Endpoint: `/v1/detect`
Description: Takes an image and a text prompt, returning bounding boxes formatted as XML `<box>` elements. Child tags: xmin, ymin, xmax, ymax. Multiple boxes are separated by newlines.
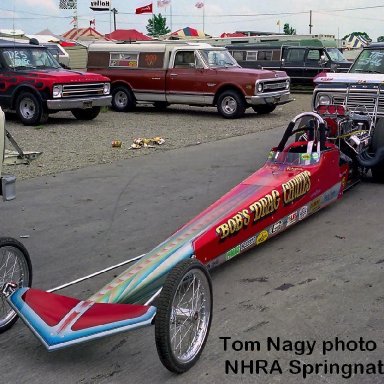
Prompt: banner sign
<box><xmin>90</xmin><ymin>0</ymin><xmax>111</xmax><ymax>11</ymax></box>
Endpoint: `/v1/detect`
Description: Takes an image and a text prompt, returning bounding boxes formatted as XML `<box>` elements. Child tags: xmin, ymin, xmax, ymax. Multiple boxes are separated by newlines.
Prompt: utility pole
<box><xmin>309</xmin><ymin>10</ymin><xmax>313</xmax><ymax>34</ymax></box>
<box><xmin>111</xmin><ymin>8</ymin><xmax>118</xmax><ymax>31</ymax></box>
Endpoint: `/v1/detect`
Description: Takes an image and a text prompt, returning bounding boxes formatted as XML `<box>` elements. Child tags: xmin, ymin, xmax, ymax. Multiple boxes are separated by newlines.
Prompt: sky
<box><xmin>1</xmin><ymin>0</ymin><xmax>384</xmax><ymax>41</ymax></box>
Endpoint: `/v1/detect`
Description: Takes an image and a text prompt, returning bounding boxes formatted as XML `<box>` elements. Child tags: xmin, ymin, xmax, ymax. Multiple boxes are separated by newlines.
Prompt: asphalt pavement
<box><xmin>0</xmin><ymin>126</ymin><xmax>383</xmax><ymax>384</ymax></box>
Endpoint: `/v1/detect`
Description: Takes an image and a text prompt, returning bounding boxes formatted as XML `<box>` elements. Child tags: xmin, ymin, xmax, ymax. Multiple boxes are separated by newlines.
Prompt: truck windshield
<box><xmin>349</xmin><ymin>49</ymin><xmax>384</xmax><ymax>74</ymax></box>
<box><xmin>199</xmin><ymin>49</ymin><xmax>240</xmax><ymax>68</ymax></box>
<box><xmin>326</xmin><ymin>48</ymin><xmax>349</xmax><ymax>63</ymax></box>
<box><xmin>1</xmin><ymin>47</ymin><xmax>61</xmax><ymax>70</ymax></box>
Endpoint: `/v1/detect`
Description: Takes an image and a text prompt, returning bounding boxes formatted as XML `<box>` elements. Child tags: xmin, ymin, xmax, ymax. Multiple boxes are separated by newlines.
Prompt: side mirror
<box><xmin>319</xmin><ymin>55</ymin><xmax>327</xmax><ymax>66</ymax></box>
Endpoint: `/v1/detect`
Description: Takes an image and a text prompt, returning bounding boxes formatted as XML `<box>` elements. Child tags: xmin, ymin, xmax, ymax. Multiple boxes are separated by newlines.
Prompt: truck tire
<box><xmin>217</xmin><ymin>90</ymin><xmax>245</xmax><ymax>119</ymax></box>
<box><xmin>371</xmin><ymin>118</ymin><xmax>384</xmax><ymax>182</ymax></box>
<box><xmin>252</xmin><ymin>105</ymin><xmax>277</xmax><ymax>114</ymax></box>
<box><xmin>15</xmin><ymin>92</ymin><xmax>48</xmax><ymax>126</ymax></box>
<box><xmin>71</xmin><ymin>107</ymin><xmax>101</xmax><ymax>120</ymax></box>
<box><xmin>112</xmin><ymin>86</ymin><xmax>135</xmax><ymax>112</ymax></box>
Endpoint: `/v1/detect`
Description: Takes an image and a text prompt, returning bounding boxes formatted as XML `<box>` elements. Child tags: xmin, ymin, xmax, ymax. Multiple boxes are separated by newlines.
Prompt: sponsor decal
<box><xmin>323</xmin><ymin>189</ymin><xmax>338</xmax><ymax>203</ymax></box>
<box><xmin>256</xmin><ymin>230</ymin><xmax>269</xmax><ymax>245</ymax></box>
<box><xmin>215</xmin><ymin>171</ymin><xmax>311</xmax><ymax>240</ymax></box>
<box><xmin>225</xmin><ymin>245</ymin><xmax>241</xmax><ymax>261</ymax></box>
<box><xmin>300</xmin><ymin>153</ymin><xmax>311</xmax><ymax>161</ymax></box>
<box><xmin>312</xmin><ymin>153</ymin><xmax>319</xmax><ymax>160</ymax></box>
<box><xmin>287</xmin><ymin>211</ymin><xmax>297</xmax><ymax>226</ymax></box>
<box><xmin>298</xmin><ymin>206</ymin><xmax>308</xmax><ymax>220</ymax></box>
<box><xmin>282</xmin><ymin>171</ymin><xmax>311</xmax><ymax>205</ymax></box>
<box><xmin>240</xmin><ymin>236</ymin><xmax>257</xmax><ymax>252</ymax></box>
<box><xmin>270</xmin><ymin>220</ymin><xmax>283</xmax><ymax>234</ymax></box>
<box><xmin>309</xmin><ymin>197</ymin><xmax>321</xmax><ymax>213</ymax></box>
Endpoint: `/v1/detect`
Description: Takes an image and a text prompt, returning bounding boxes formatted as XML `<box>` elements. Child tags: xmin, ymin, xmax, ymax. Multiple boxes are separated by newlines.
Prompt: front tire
<box><xmin>217</xmin><ymin>90</ymin><xmax>245</xmax><ymax>119</ymax></box>
<box><xmin>155</xmin><ymin>259</ymin><xmax>212</xmax><ymax>373</ymax></box>
<box><xmin>71</xmin><ymin>107</ymin><xmax>101</xmax><ymax>121</ymax></box>
<box><xmin>111</xmin><ymin>86</ymin><xmax>135</xmax><ymax>112</ymax></box>
<box><xmin>15</xmin><ymin>92</ymin><xmax>48</xmax><ymax>126</ymax></box>
<box><xmin>252</xmin><ymin>105</ymin><xmax>277</xmax><ymax>114</ymax></box>
<box><xmin>0</xmin><ymin>237</ymin><xmax>32</xmax><ymax>333</ymax></box>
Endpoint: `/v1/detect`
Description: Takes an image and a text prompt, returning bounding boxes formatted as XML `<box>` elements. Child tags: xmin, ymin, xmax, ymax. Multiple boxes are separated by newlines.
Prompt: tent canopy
<box><xmin>105</xmin><ymin>29</ymin><xmax>152</xmax><ymax>41</ymax></box>
<box><xmin>220</xmin><ymin>32</ymin><xmax>247</xmax><ymax>38</ymax></box>
<box><xmin>61</xmin><ymin>27</ymin><xmax>107</xmax><ymax>41</ymax></box>
<box><xmin>169</xmin><ymin>27</ymin><xmax>211</xmax><ymax>39</ymax></box>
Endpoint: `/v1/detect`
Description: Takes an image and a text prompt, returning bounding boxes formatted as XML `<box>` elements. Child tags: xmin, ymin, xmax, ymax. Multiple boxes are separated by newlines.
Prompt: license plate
<box><xmin>273</xmin><ymin>96</ymin><xmax>281</xmax><ymax>104</ymax></box>
<box><xmin>83</xmin><ymin>101</ymin><xmax>92</xmax><ymax>109</ymax></box>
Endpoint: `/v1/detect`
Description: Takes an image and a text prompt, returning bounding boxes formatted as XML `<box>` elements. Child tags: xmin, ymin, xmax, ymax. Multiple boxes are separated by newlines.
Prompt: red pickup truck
<box><xmin>0</xmin><ymin>40</ymin><xmax>111</xmax><ymax>125</ymax></box>
<box><xmin>87</xmin><ymin>42</ymin><xmax>291</xmax><ymax>118</ymax></box>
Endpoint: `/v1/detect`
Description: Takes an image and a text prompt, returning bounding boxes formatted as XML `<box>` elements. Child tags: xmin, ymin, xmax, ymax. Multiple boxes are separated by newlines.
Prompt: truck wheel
<box><xmin>155</xmin><ymin>259</ymin><xmax>212</xmax><ymax>373</ymax></box>
<box><xmin>217</xmin><ymin>90</ymin><xmax>245</xmax><ymax>119</ymax></box>
<box><xmin>16</xmin><ymin>92</ymin><xmax>48</xmax><ymax>126</ymax></box>
<box><xmin>0</xmin><ymin>237</ymin><xmax>32</xmax><ymax>333</ymax></box>
<box><xmin>112</xmin><ymin>86</ymin><xmax>135</xmax><ymax>112</ymax></box>
<box><xmin>71</xmin><ymin>107</ymin><xmax>101</xmax><ymax>120</ymax></box>
<box><xmin>371</xmin><ymin>118</ymin><xmax>384</xmax><ymax>182</ymax></box>
<box><xmin>252</xmin><ymin>105</ymin><xmax>277</xmax><ymax>114</ymax></box>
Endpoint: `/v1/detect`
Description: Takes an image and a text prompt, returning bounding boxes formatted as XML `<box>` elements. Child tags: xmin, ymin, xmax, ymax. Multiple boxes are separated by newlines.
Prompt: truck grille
<box><xmin>62</xmin><ymin>83</ymin><xmax>105</xmax><ymax>98</ymax></box>
<box><xmin>327</xmin><ymin>90</ymin><xmax>384</xmax><ymax>116</ymax></box>
<box><xmin>262</xmin><ymin>80</ymin><xmax>288</xmax><ymax>92</ymax></box>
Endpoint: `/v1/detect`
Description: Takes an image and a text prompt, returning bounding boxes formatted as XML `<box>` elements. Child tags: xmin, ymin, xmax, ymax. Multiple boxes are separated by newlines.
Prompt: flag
<box><xmin>59</xmin><ymin>0</ymin><xmax>77</xmax><ymax>9</ymax></box>
<box><xmin>195</xmin><ymin>2</ymin><xmax>204</xmax><ymax>8</ymax></box>
<box><xmin>70</xmin><ymin>16</ymin><xmax>77</xmax><ymax>24</ymax></box>
<box><xmin>157</xmin><ymin>0</ymin><xmax>171</xmax><ymax>7</ymax></box>
<box><xmin>90</xmin><ymin>0</ymin><xmax>111</xmax><ymax>11</ymax></box>
<box><xmin>90</xmin><ymin>19</ymin><xmax>96</xmax><ymax>27</ymax></box>
<box><xmin>136</xmin><ymin>3</ymin><xmax>153</xmax><ymax>14</ymax></box>
<box><xmin>277</xmin><ymin>20</ymin><xmax>281</xmax><ymax>26</ymax></box>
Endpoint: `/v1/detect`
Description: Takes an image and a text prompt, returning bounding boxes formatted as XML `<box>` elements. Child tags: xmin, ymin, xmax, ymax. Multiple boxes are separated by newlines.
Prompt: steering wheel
<box><xmin>277</xmin><ymin>112</ymin><xmax>327</xmax><ymax>152</ymax></box>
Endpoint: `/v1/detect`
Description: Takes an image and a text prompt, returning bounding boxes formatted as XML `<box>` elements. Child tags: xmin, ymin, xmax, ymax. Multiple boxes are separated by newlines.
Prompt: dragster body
<box><xmin>4</xmin><ymin>111</ymin><xmax>353</xmax><ymax>372</ymax></box>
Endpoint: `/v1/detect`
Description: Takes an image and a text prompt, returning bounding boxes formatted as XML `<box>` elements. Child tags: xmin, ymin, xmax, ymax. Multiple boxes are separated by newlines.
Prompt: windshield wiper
<box><xmin>14</xmin><ymin>65</ymin><xmax>36</xmax><ymax>70</ymax></box>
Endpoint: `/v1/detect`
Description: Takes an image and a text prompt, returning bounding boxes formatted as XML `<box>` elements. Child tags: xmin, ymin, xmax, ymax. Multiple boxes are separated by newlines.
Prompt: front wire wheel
<box><xmin>0</xmin><ymin>237</ymin><xmax>32</xmax><ymax>333</ymax></box>
<box><xmin>155</xmin><ymin>259</ymin><xmax>212</xmax><ymax>373</ymax></box>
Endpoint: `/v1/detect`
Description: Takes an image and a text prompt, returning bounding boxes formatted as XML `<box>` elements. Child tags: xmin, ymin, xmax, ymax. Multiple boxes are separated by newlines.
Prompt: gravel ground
<box><xmin>3</xmin><ymin>93</ymin><xmax>312</xmax><ymax>180</ymax></box>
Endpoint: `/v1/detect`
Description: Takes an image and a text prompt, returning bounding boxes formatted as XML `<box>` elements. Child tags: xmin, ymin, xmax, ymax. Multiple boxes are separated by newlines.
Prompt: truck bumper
<box><xmin>47</xmin><ymin>96</ymin><xmax>112</xmax><ymax>110</ymax></box>
<box><xmin>247</xmin><ymin>91</ymin><xmax>292</xmax><ymax>106</ymax></box>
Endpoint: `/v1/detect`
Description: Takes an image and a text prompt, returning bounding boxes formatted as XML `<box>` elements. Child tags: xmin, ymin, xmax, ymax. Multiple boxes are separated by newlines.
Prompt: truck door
<box><xmin>281</xmin><ymin>47</ymin><xmax>306</xmax><ymax>84</ymax></box>
<box><xmin>303</xmin><ymin>48</ymin><xmax>324</xmax><ymax>84</ymax></box>
<box><xmin>166</xmin><ymin>50</ymin><xmax>211</xmax><ymax>104</ymax></box>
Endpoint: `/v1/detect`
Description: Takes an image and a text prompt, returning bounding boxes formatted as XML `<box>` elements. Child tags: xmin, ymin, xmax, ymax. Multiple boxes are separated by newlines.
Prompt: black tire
<box><xmin>371</xmin><ymin>118</ymin><xmax>384</xmax><ymax>182</ymax></box>
<box><xmin>0</xmin><ymin>237</ymin><xmax>32</xmax><ymax>333</ymax></box>
<box><xmin>217</xmin><ymin>90</ymin><xmax>245</xmax><ymax>119</ymax></box>
<box><xmin>155</xmin><ymin>259</ymin><xmax>212</xmax><ymax>373</ymax></box>
<box><xmin>252</xmin><ymin>104</ymin><xmax>277</xmax><ymax>114</ymax></box>
<box><xmin>15</xmin><ymin>92</ymin><xmax>48</xmax><ymax>126</ymax></box>
<box><xmin>71</xmin><ymin>106</ymin><xmax>101</xmax><ymax>120</ymax></box>
<box><xmin>111</xmin><ymin>86</ymin><xmax>136</xmax><ymax>112</ymax></box>
<box><xmin>153</xmin><ymin>101</ymin><xmax>169</xmax><ymax>110</ymax></box>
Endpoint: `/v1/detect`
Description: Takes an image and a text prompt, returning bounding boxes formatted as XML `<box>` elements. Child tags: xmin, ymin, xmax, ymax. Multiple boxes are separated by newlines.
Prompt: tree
<box><xmin>378</xmin><ymin>36</ymin><xmax>384</xmax><ymax>42</ymax></box>
<box><xmin>146</xmin><ymin>14</ymin><xmax>170</xmax><ymax>38</ymax></box>
<box><xmin>283</xmin><ymin>23</ymin><xmax>296</xmax><ymax>35</ymax></box>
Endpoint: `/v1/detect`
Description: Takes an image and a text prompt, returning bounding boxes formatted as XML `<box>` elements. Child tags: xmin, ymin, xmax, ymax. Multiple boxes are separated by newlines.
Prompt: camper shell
<box><xmin>226</xmin><ymin>41</ymin><xmax>351</xmax><ymax>85</ymax></box>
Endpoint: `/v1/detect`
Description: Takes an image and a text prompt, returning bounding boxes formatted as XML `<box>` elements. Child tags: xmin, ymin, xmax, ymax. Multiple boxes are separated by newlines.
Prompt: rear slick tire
<box><xmin>155</xmin><ymin>258</ymin><xmax>212</xmax><ymax>373</ymax></box>
<box><xmin>0</xmin><ymin>237</ymin><xmax>32</xmax><ymax>333</ymax></box>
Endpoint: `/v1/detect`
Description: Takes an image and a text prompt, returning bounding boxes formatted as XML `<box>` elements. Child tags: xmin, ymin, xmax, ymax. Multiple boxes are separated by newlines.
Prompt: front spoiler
<box><xmin>8</xmin><ymin>288</ymin><xmax>156</xmax><ymax>351</ymax></box>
